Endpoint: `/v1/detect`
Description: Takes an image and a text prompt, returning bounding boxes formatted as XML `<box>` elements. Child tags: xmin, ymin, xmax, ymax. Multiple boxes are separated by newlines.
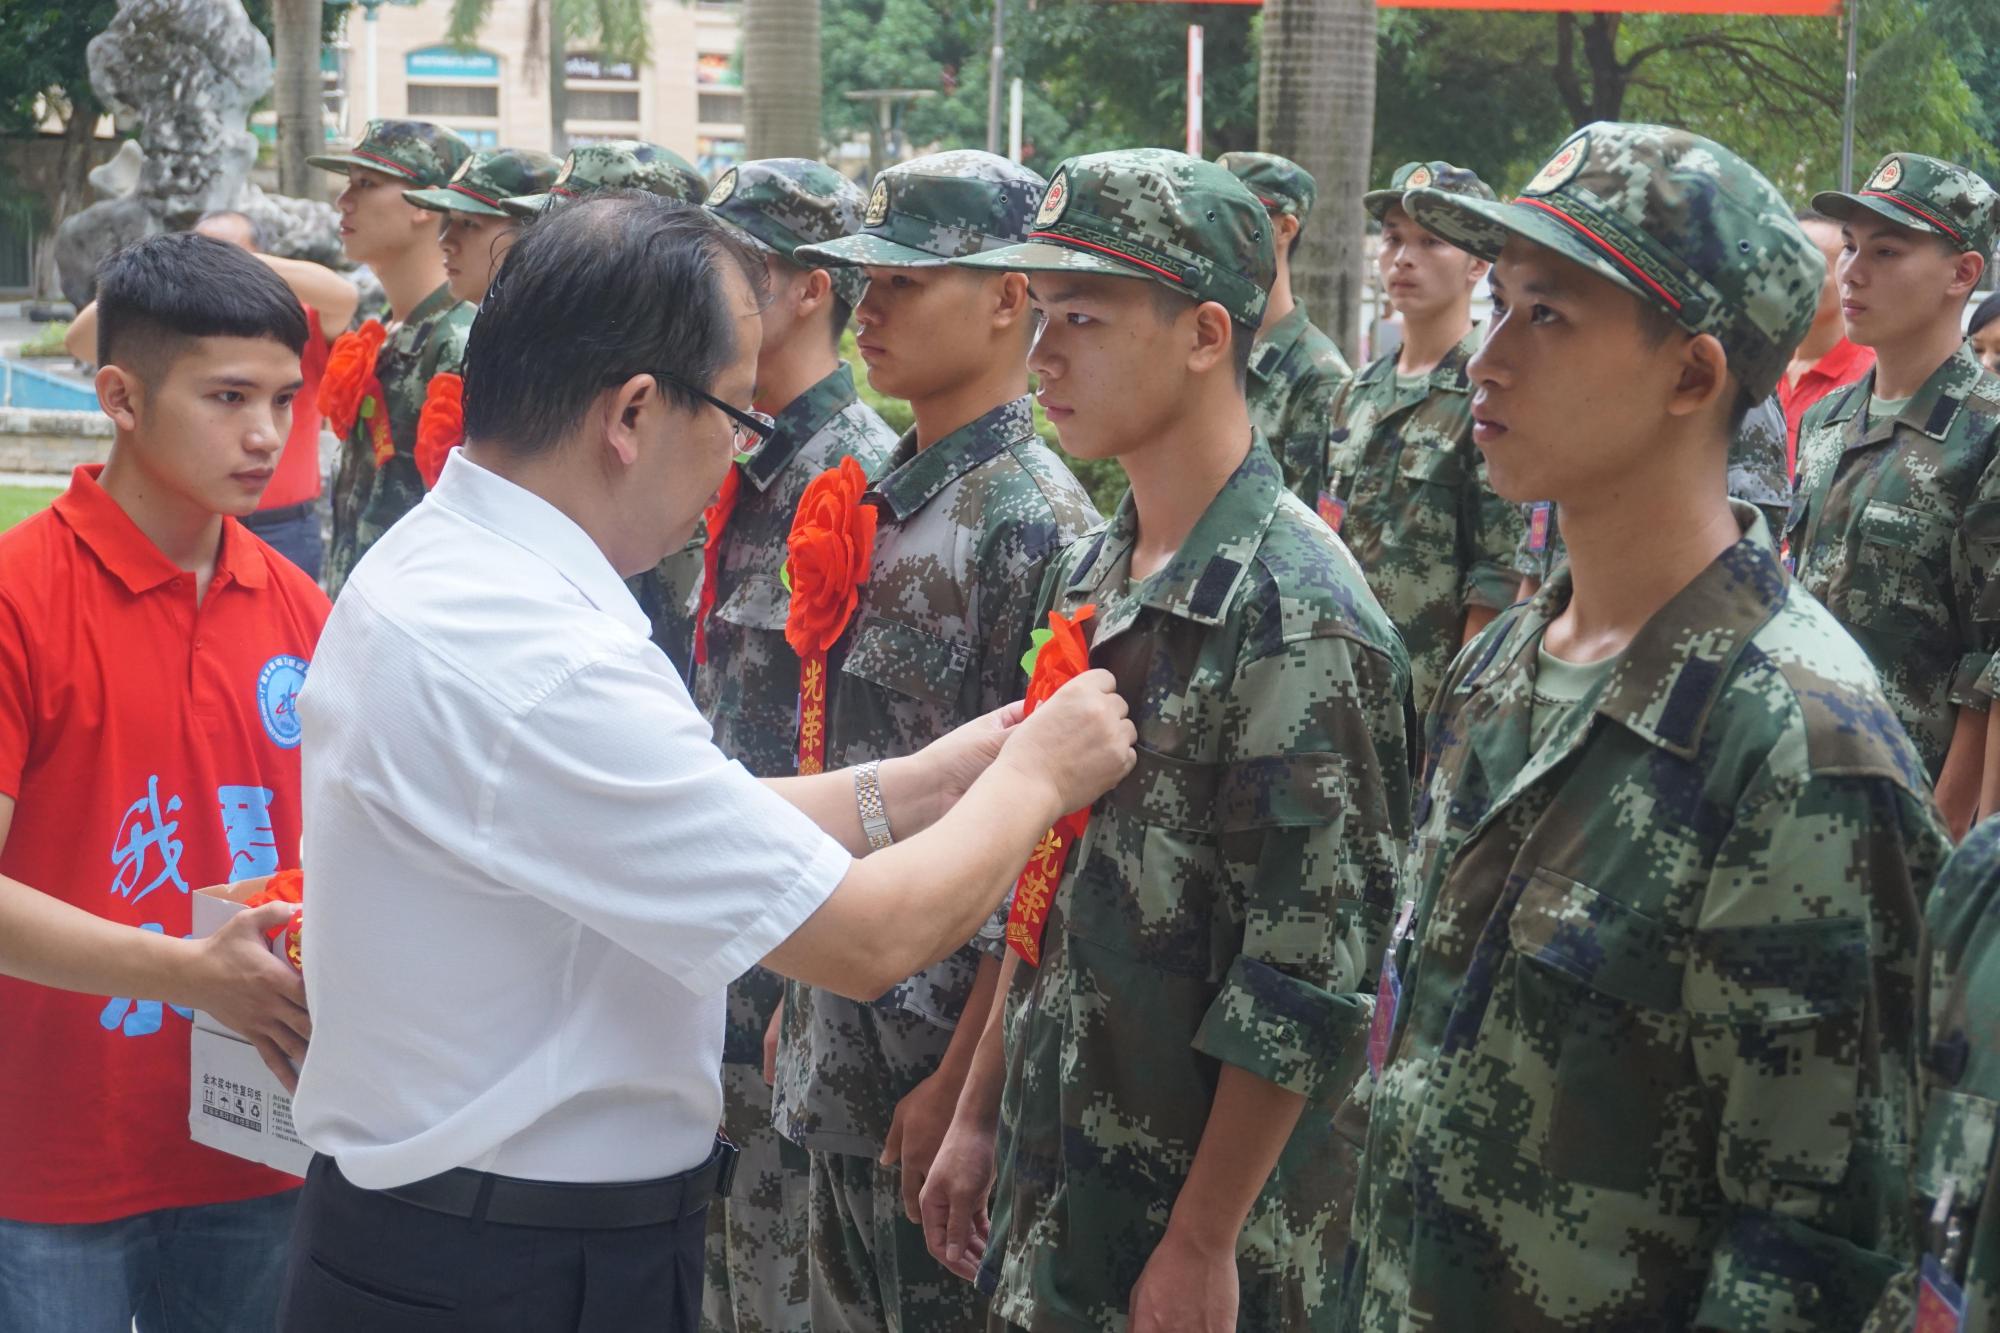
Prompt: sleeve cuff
<box><xmin>1192</xmin><ymin>954</ymin><xmax>1371</xmax><ymax>1103</ymax></box>
<box><xmin>1952</xmin><ymin>652</ymin><xmax>1993</xmax><ymax>708</ymax></box>
<box><xmin>681</xmin><ymin>836</ymin><xmax>853</xmax><ymax>997</ymax></box>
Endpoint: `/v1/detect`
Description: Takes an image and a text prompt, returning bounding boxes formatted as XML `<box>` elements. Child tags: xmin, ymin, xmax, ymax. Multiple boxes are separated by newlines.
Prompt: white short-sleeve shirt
<box><xmin>292</xmin><ymin>450</ymin><xmax>850</xmax><ymax>1189</ymax></box>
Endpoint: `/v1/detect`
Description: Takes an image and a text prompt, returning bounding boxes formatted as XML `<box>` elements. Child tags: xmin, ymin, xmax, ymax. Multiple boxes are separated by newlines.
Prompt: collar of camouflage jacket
<box><xmin>1457</xmin><ymin>499</ymin><xmax>1786</xmax><ymax>760</ymax></box>
<box><xmin>1248</xmin><ymin>304</ymin><xmax>1311</xmax><ymax>382</ymax></box>
<box><xmin>1820</xmin><ymin>340</ymin><xmax>1992</xmax><ymax>449</ymax></box>
<box><xmin>1064</xmin><ymin>434</ymin><xmax>1281</xmax><ymax>636</ymax></box>
<box><xmin>399</xmin><ymin>281</ymin><xmax>464</xmax><ymax>338</ymax></box>
<box><xmin>1354</xmin><ymin>325</ymin><xmax>1479</xmax><ymax>401</ymax></box>
<box><xmin>866</xmin><ymin>394</ymin><xmax>1037</xmax><ymax>520</ymax></box>
<box><xmin>740</xmin><ymin>363</ymin><xmax>862</xmax><ymax>492</ymax></box>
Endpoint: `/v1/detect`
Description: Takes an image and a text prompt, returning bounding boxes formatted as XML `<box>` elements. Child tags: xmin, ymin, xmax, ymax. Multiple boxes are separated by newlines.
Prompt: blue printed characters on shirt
<box><xmin>216</xmin><ymin>785</ymin><xmax>279</xmax><ymax>879</ymax></box>
<box><xmin>257</xmin><ymin>654</ymin><xmax>308</xmax><ymax>750</ymax></box>
<box><xmin>109</xmin><ymin>775</ymin><xmax>188</xmax><ymax>905</ymax></box>
<box><xmin>99</xmin><ymin>924</ymin><xmax>194</xmax><ymax>1037</ymax></box>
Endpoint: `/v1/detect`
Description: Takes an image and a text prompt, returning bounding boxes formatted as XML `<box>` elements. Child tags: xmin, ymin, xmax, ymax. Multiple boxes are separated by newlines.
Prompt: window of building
<box><xmin>407</xmin><ymin>83</ymin><xmax>501</xmax><ymax>118</ymax></box>
<box><xmin>697</xmin><ymin>92</ymin><xmax>742</xmax><ymax>125</ymax></box>
<box><xmin>565</xmin><ymin>88</ymin><xmax>641</xmax><ymax>122</ymax></box>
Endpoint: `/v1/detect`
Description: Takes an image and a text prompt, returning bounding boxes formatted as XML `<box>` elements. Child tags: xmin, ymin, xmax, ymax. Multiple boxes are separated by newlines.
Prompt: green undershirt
<box><xmin>1530</xmin><ymin>643</ymin><xmax>1617</xmax><ymax>753</ymax></box>
<box><xmin>1868</xmin><ymin>394</ymin><xmax>1913</xmax><ymax>430</ymax></box>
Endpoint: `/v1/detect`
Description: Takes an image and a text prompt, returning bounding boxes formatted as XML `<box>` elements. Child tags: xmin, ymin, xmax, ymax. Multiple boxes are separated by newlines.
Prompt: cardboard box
<box><xmin>187</xmin><ymin>886</ymin><xmax>311</xmax><ymax>1178</ymax></box>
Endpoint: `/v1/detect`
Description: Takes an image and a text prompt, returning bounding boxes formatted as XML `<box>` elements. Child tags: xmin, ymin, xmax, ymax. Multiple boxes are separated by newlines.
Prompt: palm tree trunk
<box><xmin>272</xmin><ymin>0</ymin><xmax>322</xmax><ymax>198</ymax></box>
<box><xmin>743</xmin><ymin>0</ymin><xmax>822</xmax><ymax>160</ymax></box>
<box><xmin>1259</xmin><ymin>0</ymin><xmax>1375</xmax><ymax>365</ymax></box>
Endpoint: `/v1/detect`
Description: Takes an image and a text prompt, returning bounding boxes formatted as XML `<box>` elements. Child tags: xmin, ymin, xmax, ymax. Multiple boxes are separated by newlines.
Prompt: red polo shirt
<box><xmin>257</xmin><ymin>303</ymin><xmax>328</xmax><ymax>513</ymax></box>
<box><xmin>0</xmin><ymin>465</ymin><xmax>330</xmax><ymax>1223</ymax></box>
<box><xmin>1779</xmin><ymin>337</ymin><xmax>1875</xmax><ymax>479</ymax></box>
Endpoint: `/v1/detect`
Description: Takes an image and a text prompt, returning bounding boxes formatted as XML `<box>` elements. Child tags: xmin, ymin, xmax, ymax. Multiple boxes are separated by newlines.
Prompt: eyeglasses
<box><xmin>656</xmin><ymin>373</ymin><xmax>776</xmax><ymax>452</ymax></box>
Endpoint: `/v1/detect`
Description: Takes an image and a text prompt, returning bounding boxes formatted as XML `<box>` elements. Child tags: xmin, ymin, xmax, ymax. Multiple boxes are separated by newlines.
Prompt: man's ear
<box><xmin>1188</xmin><ymin>300</ymin><xmax>1233</xmax><ymax>377</ymax></box>
<box><xmin>1664</xmin><ymin>331</ymin><xmax>1731</xmax><ymax>423</ymax></box>
<box><xmin>993</xmin><ymin>271</ymin><xmax>1034</xmax><ymax>333</ymax></box>
<box><xmin>604</xmin><ymin>374</ymin><xmax>660</xmax><ymax>467</ymax></box>
<box><xmin>1466</xmin><ymin>257</ymin><xmax>1492</xmax><ymax>289</ymax></box>
<box><xmin>1273</xmin><ymin>213</ymin><xmax>1301</xmax><ymax>252</ymax></box>
<box><xmin>95</xmin><ymin>364</ymin><xmax>143</xmax><ymax>432</ymax></box>
<box><xmin>797</xmin><ymin>266</ymin><xmax>834</xmax><ymax>322</ymax></box>
<box><xmin>1952</xmin><ymin>249</ymin><xmax>1986</xmax><ymax>301</ymax></box>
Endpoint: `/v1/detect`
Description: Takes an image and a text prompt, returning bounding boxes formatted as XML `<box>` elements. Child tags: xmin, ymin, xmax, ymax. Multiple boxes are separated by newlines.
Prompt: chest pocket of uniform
<box><xmin>1505</xmin><ymin>868</ymin><xmax>1686</xmax><ymax>1193</ymax></box>
<box><xmin>711</xmin><ymin>576</ymin><xmax>790</xmax><ymax>632</ymax></box>
<box><xmin>1397</xmin><ymin>443</ymin><xmax>1466</xmax><ymax>489</ymax></box>
<box><xmin>839</xmin><ymin>617</ymin><xmax>970</xmax><ymax>709</ymax></box>
<box><xmin>1914</xmin><ymin>1089</ymin><xmax>2000</xmax><ymax>1220</ymax></box>
<box><xmin>1851</xmin><ymin>500</ymin><xmax>1954</xmax><ymax>639</ymax></box>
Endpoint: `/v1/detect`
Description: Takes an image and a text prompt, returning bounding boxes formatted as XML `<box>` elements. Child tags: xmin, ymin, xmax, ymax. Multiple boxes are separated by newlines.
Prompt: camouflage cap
<box><xmin>404</xmin><ymin>147</ymin><xmax>562</xmax><ymax>218</ymax></box>
<box><xmin>954</xmin><ymin>148</ymin><xmax>1273</xmax><ymax>329</ymax></box>
<box><xmin>1405</xmin><ymin>122</ymin><xmax>1823</xmax><ymax>400</ymax></box>
<box><xmin>307</xmin><ymin>119</ymin><xmax>472</xmax><ymax>189</ymax></box>
<box><xmin>704</xmin><ymin>158</ymin><xmax>871</xmax><ymax>306</ymax></box>
<box><xmin>1811</xmin><ymin>152</ymin><xmax>2000</xmax><ymax>259</ymax></box>
<box><xmin>793</xmin><ymin>150</ymin><xmax>1046</xmax><ymax>269</ymax></box>
<box><xmin>502</xmin><ymin>140</ymin><xmax>707</xmax><ymax>216</ymax></box>
<box><xmin>1364</xmin><ymin>160</ymin><xmax>1495</xmax><ymax>221</ymax></box>
<box><xmin>1217</xmin><ymin>151</ymin><xmax>1317</xmax><ymax>220</ymax></box>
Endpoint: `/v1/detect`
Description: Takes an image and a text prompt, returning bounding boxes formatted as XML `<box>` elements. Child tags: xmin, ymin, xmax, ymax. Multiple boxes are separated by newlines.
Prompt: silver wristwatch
<box><xmin>854</xmin><ymin>759</ymin><xmax>894</xmax><ymax>851</ymax></box>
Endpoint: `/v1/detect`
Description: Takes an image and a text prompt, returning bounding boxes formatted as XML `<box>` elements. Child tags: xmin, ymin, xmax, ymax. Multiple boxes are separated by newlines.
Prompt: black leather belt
<box><xmin>372</xmin><ymin>1135</ymin><xmax>737</xmax><ymax>1231</ymax></box>
<box><xmin>244</xmin><ymin>499</ymin><xmax>318</xmax><ymax>525</ymax></box>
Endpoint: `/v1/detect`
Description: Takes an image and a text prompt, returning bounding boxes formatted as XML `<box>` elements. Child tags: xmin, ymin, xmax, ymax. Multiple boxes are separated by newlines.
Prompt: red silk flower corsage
<box><xmin>322</xmin><ymin>320</ymin><xmax>392</xmax><ymax>468</ymax></box>
<box><xmin>693</xmin><ymin>465</ymin><xmax>742</xmax><ymax>666</ymax></box>
<box><xmin>415</xmin><ymin>372</ymin><xmax>465</xmax><ymax>489</ymax></box>
<box><xmin>1006</xmin><ymin>605</ymin><xmax>1096</xmax><ymax>966</ymax></box>
<box><xmin>243</xmin><ymin>868</ymin><xmax>304</xmax><ymax>972</ymax></box>
<box><xmin>783</xmin><ymin>457</ymin><xmax>877</xmax><ymax>774</ymax></box>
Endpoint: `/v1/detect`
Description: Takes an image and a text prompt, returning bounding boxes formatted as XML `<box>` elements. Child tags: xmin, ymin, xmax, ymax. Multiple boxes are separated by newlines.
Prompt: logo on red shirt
<box><xmin>257</xmin><ymin>655</ymin><xmax>308</xmax><ymax>750</ymax></box>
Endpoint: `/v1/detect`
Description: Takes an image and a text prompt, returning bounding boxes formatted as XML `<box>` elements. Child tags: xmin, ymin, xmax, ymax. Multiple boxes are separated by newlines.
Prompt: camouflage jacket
<box><xmin>979</xmin><ymin>439</ymin><xmax>1414</xmax><ymax>1333</ymax></box>
<box><xmin>773</xmin><ymin>395</ymin><xmax>1100</xmax><ymax>1158</ymax></box>
<box><xmin>1863</xmin><ymin>817</ymin><xmax>2000</xmax><ymax>1333</ymax></box>
<box><xmin>326</xmin><ymin>283</ymin><xmax>473</xmax><ymax>598</ymax></box>
<box><xmin>691</xmin><ymin>366</ymin><xmax>898</xmax><ymax>1073</ymax></box>
<box><xmin>1341</xmin><ymin>503</ymin><xmax>1944</xmax><ymax>1333</ymax></box>
<box><xmin>1318</xmin><ymin>330</ymin><xmax>1529</xmax><ymax>712</ymax></box>
<box><xmin>1249</xmin><ymin>302</ymin><xmax>1352</xmax><ymax>501</ymax></box>
<box><xmin>1515</xmin><ymin>394</ymin><xmax>1793</xmax><ymax>585</ymax></box>
<box><xmin>1789</xmin><ymin>344</ymin><xmax>2000</xmax><ymax>777</ymax></box>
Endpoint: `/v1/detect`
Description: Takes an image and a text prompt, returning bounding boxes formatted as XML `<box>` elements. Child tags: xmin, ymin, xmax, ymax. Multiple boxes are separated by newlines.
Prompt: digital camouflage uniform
<box><xmin>776</xmin><ymin>150</ymin><xmax>1101</xmax><ymax>1333</ymax></box>
<box><xmin>402</xmin><ymin>146</ymin><xmax>561</xmax><ymax>219</ymax></box>
<box><xmin>307</xmin><ymin>119</ymin><xmax>474</xmax><ymax>597</ymax></box>
<box><xmin>690</xmin><ymin>160</ymin><xmax>896</xmax><ymax>1333</ymax></box>
<box><xmin>1218</xmin><ymin>152</ymin><xmax>1353</xmax><ymax>499</ymax></box>
<box><xmin>1341</xmin><ymin>123</ymin><xmax>1945</xmax><ymax>1332</ymax></box>
<box><xmin>1515</xmin><ymin>394</ymin><xmax>1792</xmax><ymax>584</ymax></box>
<box><xmin>958</xmin><ymin>149</ymin><xmax>1414</xmax><ymax>1332</ymax></box>
<box><xmin>499</xmin><ymin>139</ymin><xmax>713</xmax><ymax>673</ymax></box>
<box><xmin>1862</xmin><ymin>817</ymin><xmax>2000</xmax><ymax>1333</ymax></box>
<box><xmin>1784</xmin><ymin>154</ymin><xmax>2000</xmax><ymax>780</ymax></box>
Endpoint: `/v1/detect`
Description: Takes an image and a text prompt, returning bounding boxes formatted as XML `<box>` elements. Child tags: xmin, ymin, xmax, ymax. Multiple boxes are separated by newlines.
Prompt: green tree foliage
<box><xmin>0</xmin><ymin>0</ymin><xmax>116</xmax><ymax>133</ymax></box>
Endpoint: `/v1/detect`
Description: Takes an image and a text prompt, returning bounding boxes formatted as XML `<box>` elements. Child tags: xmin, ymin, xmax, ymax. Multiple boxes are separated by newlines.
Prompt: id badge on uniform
<box><xmin>1917</xmin><ymin>1254</ymin><xmax>1966</xmax><ymax>1333</ymax></box>
<box><xmin>1368</xmin><ymin>900</ymin><xmax>1417</xmax><ymax>1078</ymax></box>
<box><xmin>1528</xmin><ymin>502</ymin><xmax>1552</xmax><ymax>553</ymax></box>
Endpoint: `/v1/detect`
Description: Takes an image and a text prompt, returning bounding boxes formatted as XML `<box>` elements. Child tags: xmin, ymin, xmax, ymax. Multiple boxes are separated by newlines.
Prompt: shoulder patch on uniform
<box><xmin>1523</xmin><ymin>133</ymin><xmax>1588</xmax><ymax>197</ymax></box>
<box><xmin>1926</xmin><ymin>394</ymin><xmax>1962</xmax><ymax>436</ymax></box>
<box><xmin>1870</xmin><ymin>158</ymin><xmax>1903</xmax><ymax>192</ymax></box>
<box><xmin>1035</xmin><ymin>170</ymin><xmax>1070</xmax><ymax>229</ymax></box>
<box><xmin>864</xmin><ymin>177</ymin><xmax>890</xmax><ymax>227</ymax></box>
<box><xmin>1404</xmin><ymin>165</ymin><xmax>1433</xmax><ymax>190</ymax></box>
<box><xmin>1190</xmin><ymin>557</ymin><xmax>1241</xmax><ymax>620</ymax></box>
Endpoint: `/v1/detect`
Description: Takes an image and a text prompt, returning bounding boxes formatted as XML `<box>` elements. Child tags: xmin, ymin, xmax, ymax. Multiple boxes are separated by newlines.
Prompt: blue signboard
<box><xmin>406</xmin><ymin>47</ymin><xmax>499</xmax><ymax>81</ymax></box>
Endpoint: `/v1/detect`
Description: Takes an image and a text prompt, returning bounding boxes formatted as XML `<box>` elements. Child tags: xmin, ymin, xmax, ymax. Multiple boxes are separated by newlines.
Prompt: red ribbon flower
<box><xmin>321</xmin><ymin>320</ymin><xmax>392</xmax><ymax>468</ymax></box>
<box><xmin>1007</xmin><ymin>605</ymin><xmax>1096</xmax><ymax>966</ymax></box>
<box><xmin>784</xmin><ymin>457</ymin><xmax>877</xmax><ymax>773</ymax></box>
<box><xmin>243</xmin><ymin>868</ymin><xmax>305</xmax><ymax>972</ymax></box>
<box><xmin>692</xmin><ymin>465</ymin><xmax>742</xmax><ymax>666</ymax></box>
<box><xmin>415</xmin><ymin>372</ymin><xmax>465</xmax><ymax>489</ymax></box>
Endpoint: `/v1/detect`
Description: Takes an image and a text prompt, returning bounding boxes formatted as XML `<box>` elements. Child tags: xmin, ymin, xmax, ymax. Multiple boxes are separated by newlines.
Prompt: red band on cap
<box><xmin>353</xmin><ymin>148</ymin><xmax>420</xmax><ymax>181</ymax></box>
<box><xmin>448</xmin><ymin>182</ymin><xmax>505</xmax><ymax>210</ymax></box>
<box><xmin>550</xmin><ymin>186</ymin><xmax>577</xmax><ymax>198</ymax></box>
<box><xmin>1026</xmin><ymin>231</ymin><xmax>1186</xmax><ymax>284</ymax></box>
<box><xmin>1861</xmin><ymin>190</ymin><xmax>1965</xmax><ymax>243</ymax></box>
<box><xmin>1514</xmin><ymin>197</ymin><xmax>1682</xmax><ymax>312</ymax></box>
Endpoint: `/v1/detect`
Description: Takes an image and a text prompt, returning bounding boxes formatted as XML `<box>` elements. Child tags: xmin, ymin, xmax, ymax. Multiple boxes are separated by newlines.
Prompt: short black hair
<box><xmin>1970</xmin><ymin>290</ymin><xmax>2000</xmax><ymax>338</ymax></box>
<box><xmin>1795</xmin><ymin>208</ymin><xmax>1836</xmax><ymax>227</ymax></box>
<box><xmin>463</xmin><ymin>192</ymin><xmax>768</xmax><ymax>457</ymax></box>
<box><xmin>829</xmin><ymin>295</ymin><xmax>854</xmax><ymax>348</ymax></box>
<box><xmin>94</xmin><ymin>232</ymin><xmax>307</xmax><ymax>379</ymax></box>
<box><xmin>1144</xmin><ymin>281</ymin><xmax>1255</xmax><ymax>388</ymax></box>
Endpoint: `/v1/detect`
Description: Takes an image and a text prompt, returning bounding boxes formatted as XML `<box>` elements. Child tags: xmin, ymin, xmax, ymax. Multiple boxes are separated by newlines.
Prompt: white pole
<box><xmin>1840</xmin><ymin>0</ymin><xmax>1860</xmax><ymax>191</ymax></box>
<box><xmin>365</xmin><ymin>3</ymin><xmax>381</xmax><ymax>123</ymax></box>
<box><xmin>1186</xmin><ymin>26</ymin><xmax>1203</xmax><ymax>158</ymax></box>
<box><xmin>1008</xmin><ymin>78</ymin><xmax>1023</xmax><ymax>164</ymax></box>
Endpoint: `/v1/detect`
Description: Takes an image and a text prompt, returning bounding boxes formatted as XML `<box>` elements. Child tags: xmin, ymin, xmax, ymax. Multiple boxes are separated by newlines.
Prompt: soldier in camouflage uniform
<box><xmin>691</xmin><ymin>159</ymin><xmax>900</xmax><ymax>1333</ymax></box>
<box><xmin>1217</xmin><ymin>152</ymin><xmax>1353</xmax><ymax>500</ymax></box>
<box><xmin>309</xmin><ymin>119</ymin><xmax>474</xmax><ymax>596</ymax></box>
<box><xmin>501</xmin><ymin>139</ymin><xmax>712</xmax><ymax>674</ymax></box>
<box><xmin>940</xmin><ymin>148</ymin><xmax>1413</xmax><ymax>1331</ymax></box>
<box><xmin>1861</xmin><ymin>816</ymin><xmax>2000</xmax><ymax>1333</ymax></box>
<box><xmin>1340</xmin><ymin>122</ymin><xmax>1947</xmax><ymax>1332</ymax></box>
<box><xmin>1514</xmin><ymin>392</ymin><xmax>1792</xmax><ymax>592</ymax></box>
<box><xmin>775</xmin><ymin>150</ymin><xmax>1100</xmax><ymax>1332</ymax></box>
<box><xmin>1316</xmin><ymin>161</ymin><xmax>1527</xmax><ymax>712</ymax></box>
<box><xmin>1789</xmin><ymin>153</ymin><xmax>2000</xmax><ymax>838</ymax></box>
<box><xmin>403</xmin><ymin>147</ymin><xmax>561</xmax><ymax>306</ymax></box>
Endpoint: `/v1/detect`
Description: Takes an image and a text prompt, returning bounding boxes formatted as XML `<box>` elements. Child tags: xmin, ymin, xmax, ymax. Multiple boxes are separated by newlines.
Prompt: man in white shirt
<box><xmin>277</xmin><ymin>193</ymin><xmax>1135</xmax><ymax>1333</ymax></box>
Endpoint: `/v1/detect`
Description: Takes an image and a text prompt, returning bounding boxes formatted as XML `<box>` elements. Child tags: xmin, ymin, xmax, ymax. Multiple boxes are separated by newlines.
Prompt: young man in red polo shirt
<box><xmin>0</xmin><ymin>232</ymin><xmax>331</xmax><ymax>1332</ymax></box>
<box><xmin>1777</xmin><ymin>208</ymin><xmax>1874</xmax><ymax>477</ymax></box>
